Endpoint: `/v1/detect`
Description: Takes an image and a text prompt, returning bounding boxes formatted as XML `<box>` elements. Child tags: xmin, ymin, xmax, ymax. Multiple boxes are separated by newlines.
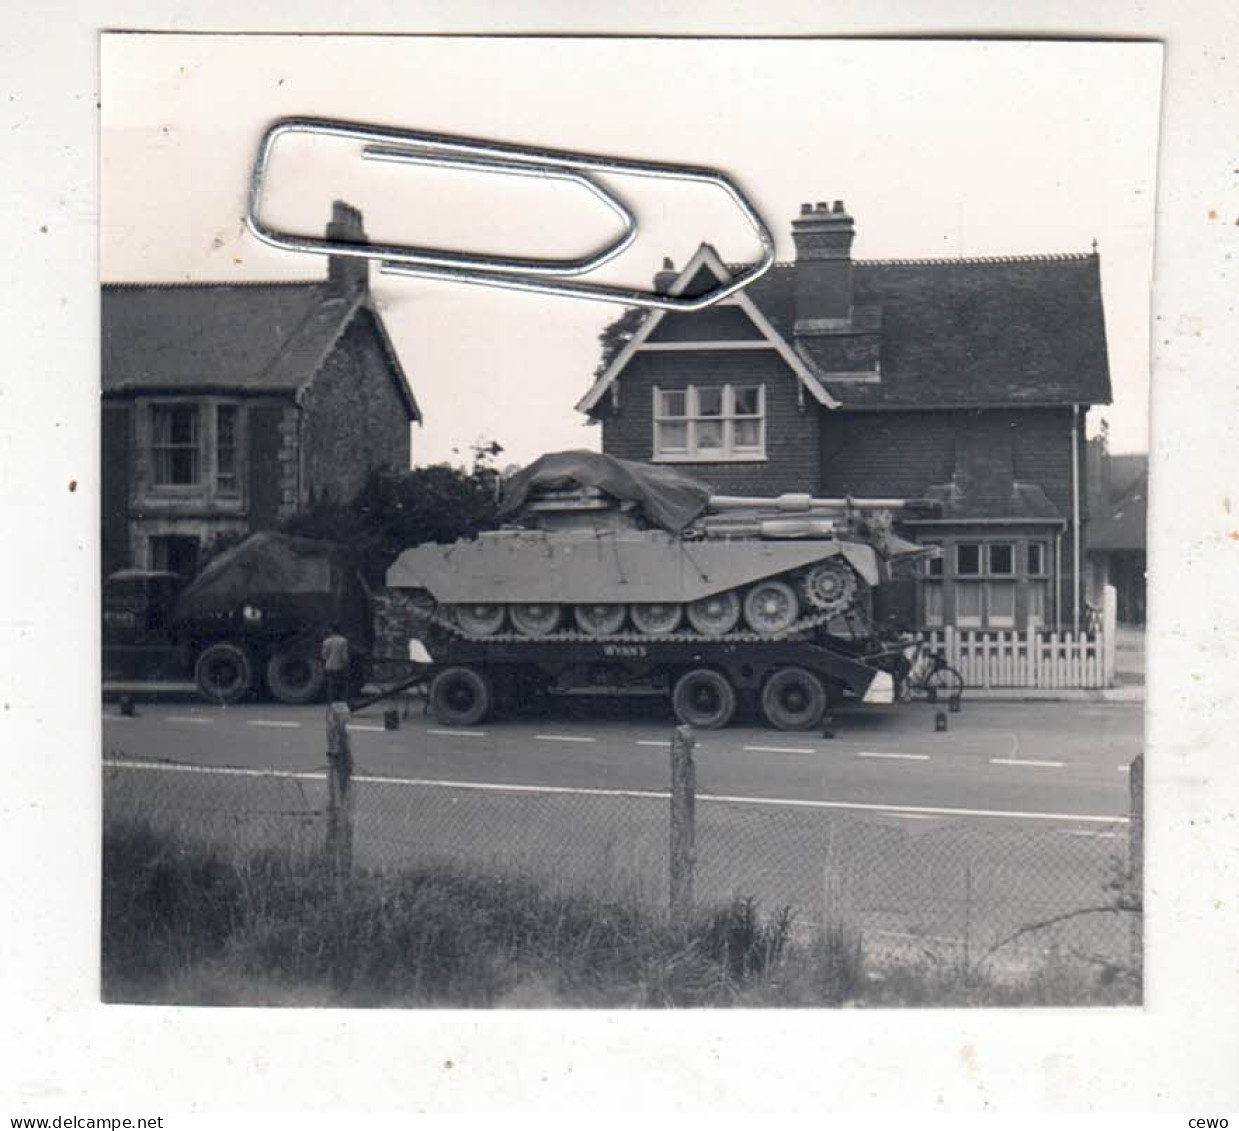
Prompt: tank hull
<box><xmin>386</xmin><ymin>528</ymin><xmax>883</xmax><ymax>605</ymax></box>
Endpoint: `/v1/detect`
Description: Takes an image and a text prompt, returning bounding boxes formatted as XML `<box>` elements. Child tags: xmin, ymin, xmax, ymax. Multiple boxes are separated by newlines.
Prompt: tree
<box><xmin>593</xmin><ymin>307</ymin><xmax>647</xmax><ymax>380</ymax></box>
<box><xmin>281</xmin><ymin>454</ymin><xmax>502</xmax><ymax>586</ymax></box>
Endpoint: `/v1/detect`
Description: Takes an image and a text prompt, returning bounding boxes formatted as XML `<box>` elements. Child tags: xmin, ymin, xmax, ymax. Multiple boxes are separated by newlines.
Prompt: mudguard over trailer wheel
<box><xmin>429</xmin><ymin>665</ymin><xmax>493</xmax><ymax>727</ymax></box>
<box><xmin>761</xmin><ymin>666</ymin><xmax>828</xmax><ymax>731</ymax></box>
<box><xmin>195</xmin><ymin>642</ymin><xmax>253</xmax><ymax>704</ymax></box>
<box><xmin>672</xmin><ymin>668</ymin><xmax>737</xmax><ymax>730</ymax></box>
<box><xmin>265</xmin><ymin>652</ymin><xmax>326</xmax><ymax>705</ymax></box>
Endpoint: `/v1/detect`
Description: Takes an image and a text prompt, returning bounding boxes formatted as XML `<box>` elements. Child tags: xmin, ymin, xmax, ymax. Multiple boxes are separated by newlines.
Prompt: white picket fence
<box><xmin>923</xmin><ymin>586</ymin><xmax>1117</xmax><ymax>690</ymax></box>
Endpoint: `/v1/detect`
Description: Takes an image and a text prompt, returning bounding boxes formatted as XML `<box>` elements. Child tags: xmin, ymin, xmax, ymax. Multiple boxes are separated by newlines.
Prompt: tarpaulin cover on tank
<box><xmin>171</xmin><ymin>532</ymin><xmax>371</xmax><ymax>636</ymax></box>
<box><xmin>498</xmin><ymin>450</ymin><xmax>713</xmax><ymax>534</ymax></box>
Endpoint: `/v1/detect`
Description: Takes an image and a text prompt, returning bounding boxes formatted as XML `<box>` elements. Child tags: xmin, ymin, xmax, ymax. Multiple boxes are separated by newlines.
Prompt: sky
<box><xmin>101</xmin><ymin>35</ymin><xmax>1162</xmax><ymax>467</ymax></box>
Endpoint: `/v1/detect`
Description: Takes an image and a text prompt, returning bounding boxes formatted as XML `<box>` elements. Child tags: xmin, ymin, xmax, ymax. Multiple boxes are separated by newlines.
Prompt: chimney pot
<box><xmin>326</xmin><ymin>200</ymin><xmax>368</xmax><ymax>294</ymax></box>
<box><xmin>800</xmin><ymin>203</ymin><xmax>813</xmax><ymax>215</ymax></box>
<box><xmin>816</xmin><ymin>201</ymin><xmax>829</xmax><ymax>212</ymax></box>
<box><xmin>833</xmin><ymin>200</ymin><xmax>845</xmax><ymax>214</ymax></box>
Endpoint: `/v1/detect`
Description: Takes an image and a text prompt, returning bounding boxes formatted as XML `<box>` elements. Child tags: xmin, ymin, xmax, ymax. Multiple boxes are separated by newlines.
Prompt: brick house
<box><xmin>578</xmin><ymin>202</ymin><xmax>1111</xmax><ymax>632</ymax></box>
<box><xmin>101</xmin><ymin>202</ymin><xmax>420</xmax><ymax>579</ymax></box>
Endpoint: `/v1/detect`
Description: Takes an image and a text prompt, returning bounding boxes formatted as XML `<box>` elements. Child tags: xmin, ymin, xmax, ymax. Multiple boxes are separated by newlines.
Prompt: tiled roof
<box><xmin>739</xmin><ymin>254</ymin><xmax>1111</xmax><ymax>408</ymax></box>
<box><xmin>916</xmin><ymin>480</ymin><xmax>1065</xmax><ymax>523</ymax></box>
<box><xmin>101</xmin><ymin>282</ymin><xmax>420</xmax><ymax>420</ymax></box>
<box><xmin>1089</xmin><ymin>471</ymin><xmax>1147</xmax><ymax>551</ymax></box>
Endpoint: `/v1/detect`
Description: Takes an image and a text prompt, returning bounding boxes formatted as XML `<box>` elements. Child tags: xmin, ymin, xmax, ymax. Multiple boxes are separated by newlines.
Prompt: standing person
<box><xmin>322</xmin><ymin>624</ymin><xmax>350</xmax><ymax>704</ymax></box>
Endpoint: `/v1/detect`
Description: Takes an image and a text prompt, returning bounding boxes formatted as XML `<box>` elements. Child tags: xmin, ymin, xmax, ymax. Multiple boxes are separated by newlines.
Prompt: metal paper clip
<box><xmin>246</xmin><ymin>117</ymin><xmax>775</xmax><ymax>311</ymax></box>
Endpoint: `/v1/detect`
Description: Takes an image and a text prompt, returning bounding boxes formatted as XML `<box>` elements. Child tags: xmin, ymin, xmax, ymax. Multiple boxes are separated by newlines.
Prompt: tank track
<box><xmin>430</xmin><ymin>606</ymin><xmax>843</xmax><ymax>647</ymax></box>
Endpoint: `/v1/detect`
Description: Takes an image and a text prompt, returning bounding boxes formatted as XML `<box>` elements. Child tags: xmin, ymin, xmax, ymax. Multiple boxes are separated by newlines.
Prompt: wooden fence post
<box><xmin>1129</xmin><ymin>753</ymin><xmax>1144</xmax><ymax>977</ymax></box>
<box><xmin>1103</xmin><ymin>583</ymin><xmax>1118</xmax><ymax>687</ymax></box>
<box><xmin>326</xmin><ymin>701</ymin><xmax>354</xmax><ymax>886</ymax></box>
<box><xmin>669</xmin><ymin>723</ymin><xmax>697</xmax><ymax>928</ymax></box>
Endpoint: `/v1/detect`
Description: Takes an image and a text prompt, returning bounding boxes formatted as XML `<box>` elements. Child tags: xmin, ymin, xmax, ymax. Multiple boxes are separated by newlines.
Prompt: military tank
<box><xmin>386</xmin><ymin>450</ymin><xmax>934</xmax><ymax>646</ymax></box>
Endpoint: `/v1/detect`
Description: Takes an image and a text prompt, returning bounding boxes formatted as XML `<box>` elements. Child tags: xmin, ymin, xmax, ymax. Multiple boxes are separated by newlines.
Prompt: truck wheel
<box><xmin>429</xmin><ymin>666</ymin><xmax>492</xmax><ymax>727</ymax></box>
<box><xmin>672</xmin><ymin>668</ymin><xmax>737</xmax><ymax>729</ymax></box>
<box><xmin>761</xmin><ymin>666</ymin><xmax>828</xmax><ymax>730</ymax></box>
<box><xmin>265</xmin><ymin>652</ymin><xmax>326</xmax><ymax>705</ymax></box>
<box><xmin>195</xmin><ymin>643</ymin><xmax>253</xmax><ymax>704</ymax></box>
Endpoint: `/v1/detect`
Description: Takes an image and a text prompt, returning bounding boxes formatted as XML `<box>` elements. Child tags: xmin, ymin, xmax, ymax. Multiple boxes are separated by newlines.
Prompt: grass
<box><xmin>101</xmin><ymin>818</ymin><xmax>1138</xmax><ymax>1008</ymax></box>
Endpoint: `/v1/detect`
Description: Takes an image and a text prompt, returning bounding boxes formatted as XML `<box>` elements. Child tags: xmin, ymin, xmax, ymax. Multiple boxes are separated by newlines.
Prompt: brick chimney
<box><xmin>653</xmin><ymin>256</ymin><xmax>678</xmax><ymax>294</ymax></box>
<box><xmin>791</xmin><ymin>200</ymin><xmax>855</xmax><ymax>332</ymax></box>
<box><xmin>326</xmin><ymin>200</ymin><xmax>369</xmax><ymax>295</ymax></box>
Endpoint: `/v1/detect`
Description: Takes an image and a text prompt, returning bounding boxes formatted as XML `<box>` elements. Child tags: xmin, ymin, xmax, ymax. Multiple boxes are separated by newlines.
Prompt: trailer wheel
<box><xmin>265</xmin><ymin>651</ymin><xmax>326</xmax><ymax>705</ymax></box>
<box><xmin>761</xmin><ymin>666</ymin><xmax>828</xmax><ymax>731</ymax></box>
<box><xmin>672</xmin><ymin>668</ymin><xmax>737</xmax><ymax>730</ymax></box>
<box><xmin>429</xmin><ymin>666</ymin><xmax>492</xmax><ymax>727</ymax></box>
<box><xmin>194</xmin><ymin>643</ymin><xmax>253</xmax><ymax>704</ymax></box>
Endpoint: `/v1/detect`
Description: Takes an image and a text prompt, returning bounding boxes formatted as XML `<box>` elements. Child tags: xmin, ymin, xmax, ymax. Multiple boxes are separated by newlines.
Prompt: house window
<box><xmin>924</xmin><ymin>536</ymin><xmax>1053</xmax><ymax>630</ymax></box>
<box><xmin>653</xmin><ymin>384</ymin><xmax>765</xmax><ymax>461</ymax></box>
<box><xmin>216</xmin><ymin>405</ymin><xmax>239</xmax><ymax>495</ymax></box>
<box><xmin>151</xmin><ymin>404</ymin><xmax>201</xmax><ymax>486</ymax></box>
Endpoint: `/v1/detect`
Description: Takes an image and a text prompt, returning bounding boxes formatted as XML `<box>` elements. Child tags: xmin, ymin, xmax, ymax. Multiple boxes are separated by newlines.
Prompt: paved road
<box><xmin>102</xmin><ymin>696</ymin><xmax>1141</xmax><ymax>826</ymax></box>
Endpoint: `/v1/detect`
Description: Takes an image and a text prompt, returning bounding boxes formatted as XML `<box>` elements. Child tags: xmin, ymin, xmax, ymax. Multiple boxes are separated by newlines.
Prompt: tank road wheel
<box><xmin>508</xmin><ymin>603</ymin><xmax>563</xmax><ymax>636</ymax></box>
<box><xmin>761</xmin><ymin>666</ymin><xmax>828</xmax><ymax>731</ymax></box>
<box><xmin>801</xmin><ymin>560</ymin><xmax>860</xmax><ymax>618</ymax></box>
<box><xmin>429</xmin><ymin>666</ymin><xmax>492</xmax><ymax>727</ymax></box>
<box><xmin>672</xmin><ymin>668</ymin><xmax>737</xmax><ymax>730</ymax></box>
<box><xmin>265</xmin><ymin>651</ymin><xmax>325</xmax><ymax>705</ymax></box>
<box><xmin>573</xmin><ymin>603</ymin><xmax>627</xmax><ymax>637</ymax></box>
<box><xmin>629</xmin><ymin>602</ymin><xmax>684</xmax><ymax>636</ymax></box>
<box><xmin>685</xmin><ymin>591</ymin><xmax>741</xmax><ymax>636</ymax></box>
<box><xmin>742</xmin><ymin>579</ymin><xmax>801</xmax><ymax>635</ymax></box>
<box><xmin>194</xmin><ymin>643</ymin><xmax>253</xmax><ymax>704</ymax></box>
<box><xmin>454</xmin><ymin>604</ymin><xmax>506</xmax><ymax>636</ymax></box>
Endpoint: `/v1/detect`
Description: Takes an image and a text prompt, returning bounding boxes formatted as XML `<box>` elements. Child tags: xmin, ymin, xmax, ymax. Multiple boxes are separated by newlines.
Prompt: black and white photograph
<box><xmin>96</xmin><ymin>34</ymin><xmax>1162</xmax><ymax>1012</ymax></box>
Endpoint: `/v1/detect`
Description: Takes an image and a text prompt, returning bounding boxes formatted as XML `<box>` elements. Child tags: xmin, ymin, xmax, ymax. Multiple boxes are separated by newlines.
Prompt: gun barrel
<box><xmin>706</xmin><ymin>493</ymin><xmax>912</xmax><ymax>513</ymax></box>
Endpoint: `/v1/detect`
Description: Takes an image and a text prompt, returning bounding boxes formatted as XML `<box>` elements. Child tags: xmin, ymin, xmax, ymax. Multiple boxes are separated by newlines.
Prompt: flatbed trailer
<box><xmin>395</xmin><ymin>630</ymin><xmax>885</xmax><ymax>731</ymax></box>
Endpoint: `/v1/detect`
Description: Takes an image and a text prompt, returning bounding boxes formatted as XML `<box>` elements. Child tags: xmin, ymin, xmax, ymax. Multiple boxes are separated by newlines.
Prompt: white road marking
<box><xmin>857</xmin><ymin>751</ymin><xmax>930</xmax><ymax>762</ymax></box>
<box><xmin>1062</xmin><ymin>830</ymin><xmax>1121</xmax><ymax>839</ymax></box>
<box><xmin>103</xmin><ymin>758</ymin><xmax>1129</xmax><ymax>825</ymax></box>
<box><xmin>350</xmin><ymin>724</ymin><xmax>388</xmax><ymax>733</ymax></box>
<box><xmin>166</xmin><ymin>715</ymin><xmax>214</xmax><ymax>725</ymax></box>
<box><xmin>636</xmin><ymin>739</ymin><xmax>669</xmax><ymax>747</ymax></box>
<box><xmin>426</xmin><ymin>728</ymin><xmax>488</xmax><ymax>738</ymax></box>
<box><xmin>881</xmin><ymin>812</ymin><xmax>939</xmax><ymax>821</ymax></box>
<box><xmin>743</xmin><ymin>744</ymin><xmax>816</xmax><ymax>755</ymax></box>
<box><xmin>989</xmin><ymin>757</ymin><xmax>1065</xmax><ymax>768</ymax></box>
<box><xmin>1117</xmin><ymin>764</ymin><xmax>1132</xmax><ymax>773</ymax></box>
<box><xmin>103</xmin><ymin>715</ymin><xmax>135</xmax><ymax>722</ymax></box>
<box><xmin>534</xmin><ymin>733</ymin><xmax>596</xmax><ymax>744</ymax></box>
<box><xmin>247</xmin><ymin>720</ymin><xmax>301</xmax><ymax>729</ymax></box>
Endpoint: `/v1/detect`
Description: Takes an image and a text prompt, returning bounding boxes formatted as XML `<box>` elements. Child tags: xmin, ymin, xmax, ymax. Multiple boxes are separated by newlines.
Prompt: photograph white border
<box><xmin>3</xmin><ymin>1</ymin><xmax>1238</xmax><ymax>1114</ymax></box>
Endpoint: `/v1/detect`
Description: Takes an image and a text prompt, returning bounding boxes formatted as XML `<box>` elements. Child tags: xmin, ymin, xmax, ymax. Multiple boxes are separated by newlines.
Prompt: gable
<box><xmin>577</xmin><ymin>245</ymin><xmax>838</xmax><ymax>415</ymax></box>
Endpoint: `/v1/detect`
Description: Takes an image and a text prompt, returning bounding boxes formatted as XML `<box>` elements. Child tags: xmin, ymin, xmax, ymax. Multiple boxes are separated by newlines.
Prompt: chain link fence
<box><xmin>103</xmin><ymin>741</ymin><xmax>1141</xmax><ymax>984</ymax></box>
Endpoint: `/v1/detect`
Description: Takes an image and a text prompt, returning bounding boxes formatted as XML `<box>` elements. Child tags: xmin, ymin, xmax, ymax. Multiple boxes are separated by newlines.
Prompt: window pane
<box><xmin>696</xmin><ymin>388</ymin><xmax>723</xmax><ymax>417</ymax></box>
<box><xmin>733</xmin><ymin>419</ymin><xmax>761</xmax><ymax>449</ymax></box>
<box><xmin>923</xmin><ymin>580</ymin><xmax>944</xmax><ymax>626</ymax></box>
<box><xmin>988</xmin><ymin>543</ymin><xmax>1014</xmax><ymax>576</ymax></box>
<box><xmin>956</xmin><ymin>581</ymin><xmax>982</xmax><ymax>624</ymax></box>
<box><xmin>1028</xmin><ymin>541</ymin><xmax>1046</xmax><ymax>575</ymax></box>
<box><xmin>988</xmin><ymin>581</ymin><xmax>1016</xmax><ymax>626</ymax></box>
<box><xmin>956</xmin><ymin>544</ymin><xmax>981</xmax><ymax>576</ymax></box>
<box><xmin>656</xmin><ymin>422</ymin><xmax>688</xmax><ymax>452</ymax></box>
<box><xmin>658</xmin><ymin>390</ymin><xmax>686</xmax><ymax>417</ymax></box>
<box><xmin>1027</xmin><ymin>579</ymin><xmax>1048</xmax><ymax>627</ymax></box>
<box><xmin>170</xmin><ymin>448</ymin><xmax>196</xmax><ymax>485</ymax></box>
<box><xmin>924</xmin><ymin>542</ymin><xmax>943</xmax><ymax>578</ymax></box>
<box><xmin>696</xmin><ymin>420</ymin><xmax>724</xmax><ymax>450</ymax></box>
<box><xmin>733</xmin><ymin>386</ymin><xmax>760</xmax><ymax>416</ymax></box>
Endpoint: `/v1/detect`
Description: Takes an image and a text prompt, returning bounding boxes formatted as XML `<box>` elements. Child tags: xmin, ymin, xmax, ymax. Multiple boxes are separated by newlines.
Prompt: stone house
<box><xmin>579</xmin><ymin>202</ymin><xmax>1112</xmax><ymax>632</ymax></box>
<box><xmin>101</xmin><ymin>202</ymin><xmax>419</xmax><ymax>579</ymax></box>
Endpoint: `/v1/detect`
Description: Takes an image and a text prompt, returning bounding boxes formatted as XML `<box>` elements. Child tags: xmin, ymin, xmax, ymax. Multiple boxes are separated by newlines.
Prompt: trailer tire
<box><xmin>194</xmin><ymin>643</ymin><xmax>253</xmax><ymax>704</ymax></box>
<box><xmin>265</xmin><ymin>651</ymin><xmax>326</xmax><ymax>705</ymax></box>
<box><xmin>672</xmin><ymin>668</ymin><xmax>737</xmax><ymax>730</ymax></box>
<box><xmin>761</xmin><ymin>666</ymin><xmax>828</xmax><ymax>731</ymax></box>
<box><xmin>429</xmin><ymin>666</ymin><xmax>492</xmax><ymax>727</ymax></box>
